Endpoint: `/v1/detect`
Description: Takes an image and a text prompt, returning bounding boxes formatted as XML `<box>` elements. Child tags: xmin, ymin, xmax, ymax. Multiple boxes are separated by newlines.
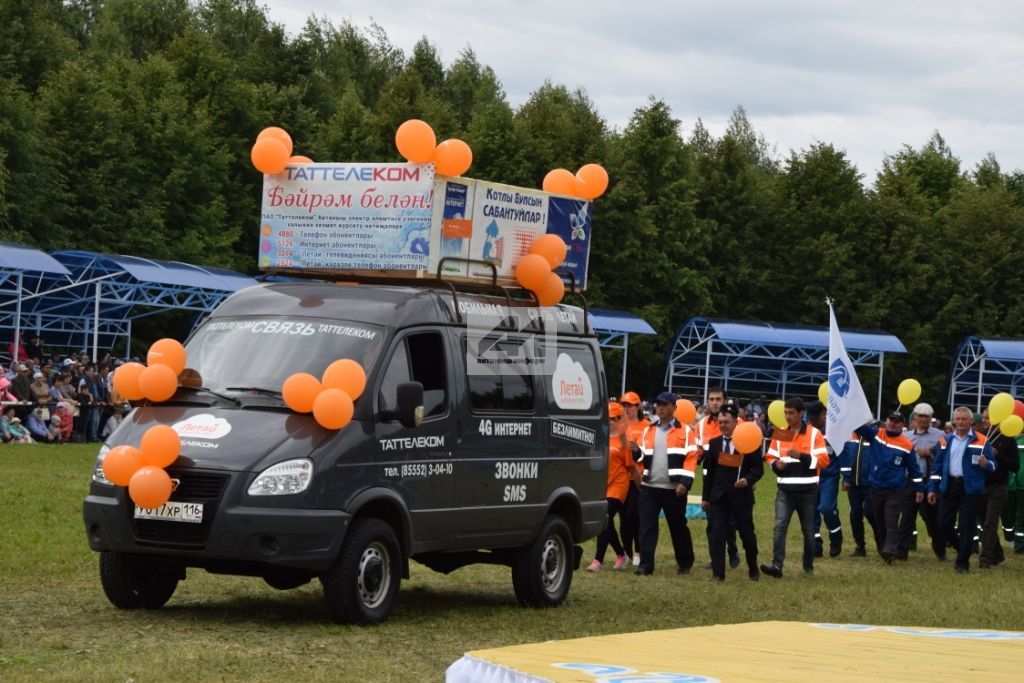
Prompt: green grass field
<box><xmin>2</xmin><ymin>443</ymin><xmax>1022</xmax><ymax>682</ymax></box>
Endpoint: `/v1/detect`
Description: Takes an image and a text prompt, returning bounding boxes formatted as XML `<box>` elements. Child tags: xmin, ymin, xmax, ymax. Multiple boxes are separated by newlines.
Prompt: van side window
<box><xmin>407</xmin><ymin>332</ymin><xmax>447</xmax><ymax>418</ymax></box>
<box><xmin>379</xmin><ymin>332</ymin><xmax>448</xmax><ymax>418</ymax></box>
<box><xmin>467</xmin><ymin>340</ymin><xmax>535</xmax><ymax>412</ymax></box>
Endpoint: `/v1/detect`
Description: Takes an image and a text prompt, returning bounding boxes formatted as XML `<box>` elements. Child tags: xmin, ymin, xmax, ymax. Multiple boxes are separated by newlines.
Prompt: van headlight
<box><xmin>248</xmin><ymin>459</ymin><xmax>313</xmax><ymax>496</ymax></box>
<box><xmin>92</xmin><ymin>445</ymin><xmax>112</xmax><ymax>485</ymax></box>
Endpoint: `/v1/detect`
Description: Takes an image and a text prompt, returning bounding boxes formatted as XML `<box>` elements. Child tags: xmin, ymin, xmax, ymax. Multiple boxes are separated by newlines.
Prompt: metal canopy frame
<box><xmin>663</xmin><ymin>317</ymin><xmax>907</xmax><ymax>416</ymax></box>
<box><xmin>947</xmin><ymin>336</ymin><xmax>1024</xmax><ymax>412</ymax></box>
<box><xmin>0</xmin><ymin>244</ymin><xmax>254</xmax><ymax>361</ymax></box>
<box><xmin>588</xmin><ymin>308</ymin><xmax>657</xmax><ymax>396</ymax></box>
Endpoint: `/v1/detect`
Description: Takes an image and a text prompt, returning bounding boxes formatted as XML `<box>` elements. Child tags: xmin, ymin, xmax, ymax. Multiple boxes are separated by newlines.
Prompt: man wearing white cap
<box><xmin>904</xmin><ymin>402</ymin><xmax>946</xmax><ymax>558</ymax></box>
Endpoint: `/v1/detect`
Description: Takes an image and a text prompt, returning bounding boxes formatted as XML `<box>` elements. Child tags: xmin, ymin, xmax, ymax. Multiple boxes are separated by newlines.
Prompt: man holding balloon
<box><xmin>701</xmin><ymin>402</ymin><xmax>764</xmax><ymax>582</ymax></box>
<box><xmin>978</xmin><ymin>394</ymin><xmax>1023</xmax><ymax>568</ymax></box>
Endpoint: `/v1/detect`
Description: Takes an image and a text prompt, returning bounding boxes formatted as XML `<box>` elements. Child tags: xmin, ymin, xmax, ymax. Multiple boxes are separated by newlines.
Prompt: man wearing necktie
<box><xmin>701</xmin><ymin>402</ymin><xmax>764</xmax><ymax>581</ymax></box>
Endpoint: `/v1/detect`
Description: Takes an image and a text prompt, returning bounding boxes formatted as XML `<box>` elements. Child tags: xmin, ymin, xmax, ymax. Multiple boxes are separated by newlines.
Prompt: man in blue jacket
<box><xmin>927</xmin><ymin>406</ymin><xmax>996</xmax><ymax>573</ymax></box>
<box><xmin>840</xmin><ymin>431</ymin><xmax>879</xmax><ymax>556</ymax></box>
<box><xmin>856</xmin><ymin>412</ymin><xmax>925</xmax><ymax>563</ymax></box>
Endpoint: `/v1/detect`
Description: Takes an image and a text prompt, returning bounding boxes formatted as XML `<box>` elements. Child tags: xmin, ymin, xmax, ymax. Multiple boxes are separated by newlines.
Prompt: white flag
<box><xmin>825</xmin><ymin>301</ymin><xmax>873</xmax><ymax>453</ymax></box>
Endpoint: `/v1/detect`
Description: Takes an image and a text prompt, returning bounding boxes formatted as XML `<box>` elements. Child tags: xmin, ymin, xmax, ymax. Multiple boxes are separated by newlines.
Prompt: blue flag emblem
<box><xmin>829</xmin><ymin>358</ymin><xmax>851</xmax><ymax>398</ymax></box>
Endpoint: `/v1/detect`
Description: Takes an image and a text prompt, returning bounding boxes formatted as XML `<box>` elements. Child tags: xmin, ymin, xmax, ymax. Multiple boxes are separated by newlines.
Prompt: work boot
<box><xmin>829</xmin><ymin>538</ymin><xmax>843</xmax><ymax>558</ymax></box>
<box><xmin>760</xmin><ymin>564</ymin><xmax>782</xmax><ymax>578</ymax></box>
<box><xmin>852</xmin><ymin>545</ymin><xmax>866</xmax><ymax>557</ymax></box>
<box><xmin>729</xmin><ymin>554</ymin><xmax>741</xmax><ymax>569</ymax></box>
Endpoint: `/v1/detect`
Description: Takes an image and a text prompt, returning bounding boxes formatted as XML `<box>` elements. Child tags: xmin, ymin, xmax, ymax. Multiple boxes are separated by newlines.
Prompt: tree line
<box><xmin>2</xmin><ymin>0</ymin><xmax>1023</xmax><ymax>402</ymax></box>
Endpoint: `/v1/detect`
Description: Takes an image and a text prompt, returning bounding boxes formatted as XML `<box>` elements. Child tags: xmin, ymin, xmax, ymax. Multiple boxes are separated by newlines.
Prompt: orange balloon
<box><xmin>147</xmin><ymin>338</ymin><xmax>186</xmax><ymax>375</ymax></box>
<box><xmin>732</xmin><ymin>422</ymin><xmax>764</xmax><ymax>454</ymax></box>
<box><xmin>535</xmin><ymin>272</ymin><xmax>565</xmax><ymax>306</ymax></box>
<box><xmin>257</xmin><ymin>126</ymin><xmax>294</xmax><ymax>156</ymax></box>
<box><xmin>322</xmin><ymin>359</ymin><xmax>367</xmax><ymax>400</ymax></box>
<box><xmin>433</xmin><ymin>138</ymin><xmax>473</xmax><ymax>176</ymax></box>
<box><xmin>674</xmin><ymin>399</ymin><xmax>696</xmax><ymax>425</ymax></box>
<box><xmin>529</xmin><ymin>234</ymin><xmax>567</xmax><ymax>269</ymax></box>
<box><xmin>102</xmin><ymin>445</ymin><xmax>143</xmax><ymax>487</ymax></box>
<box><xmin>138</xmin><ymin>364</ymin><xmax>178</xmax><ymax>402</ymax></box>
<box><xmin>251</xmin><ymin>136</ymin><xmax>289</xmax><ymax>174</ymax></box>
<box><xmin>113</xmin><ymin>362</ymin><xmax>146</xmax><ymax>401</ymax></box>
<box><xmin>140</xmin><ymin>424</ymin><xmax>181</xmax><ymax>468</ymax></box>
<box><xmin>515</xmin><ymin>254</ymin><xmax>552</xmax><ymax>291</ymax></box>
<box><xmin>129</xmin><ymin>466</ymin><xmax>173</xmax><ymax>509</ymax></box>
<box><xmin>575</xmin><ymin>163</ymin><xmax>609</xmax><ymax>200</ymax></box>
<box><xmin>313</xmin><ymin>388</ymin><xmax>355</xmax><ymax>430</ymax></box>
<box><xmin>395</xmin><ymin>119</ymin><xmax>436</xmax><ymax>164</ymax></box>
<box><xmin>282</xmin><ymin>372</ymin><xmax>322</xmax><ymax>413</ymax></box>
<box><xmin>542</xmin><ymin>168</ymin><xmax>577</xmax><ymax>195</ymax></box>
<box><xmin>288</xmin><ymin>155</ymin><xmax>313</xmax><ymax>164</ymax></box>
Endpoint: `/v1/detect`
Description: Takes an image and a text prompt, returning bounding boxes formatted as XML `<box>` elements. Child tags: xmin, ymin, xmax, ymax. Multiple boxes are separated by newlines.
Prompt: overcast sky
<box><xmin>261</xmin><ymin>1</ymin><xmax>1023</xmax><ymax>181</ymax></box>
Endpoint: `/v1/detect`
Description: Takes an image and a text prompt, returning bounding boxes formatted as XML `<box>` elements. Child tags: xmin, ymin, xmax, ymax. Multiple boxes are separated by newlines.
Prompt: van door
<box><xmin>452</xmin><ymin>334</ymin><xmax>542</xmax><ymax>546</ymax></box>
<box><xmin>375</xmin><ymin>330</ymin><xmax>455</xmax><ymax>549</ymax></box>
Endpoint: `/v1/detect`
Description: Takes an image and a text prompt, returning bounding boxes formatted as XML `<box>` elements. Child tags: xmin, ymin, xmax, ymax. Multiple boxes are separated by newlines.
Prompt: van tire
<box><xmin>321</xmin><ymin>518</ymin><xmax>401</xmax><ymax>625</ymax></box>
<box><xmin>99</xmin><ymin>551</ymin><xmax>179</xmax><ymax>609</ymax></box>
<box><xmin>511</xmin><ymin>515</ymin><xmax>573</xmax><ymax>607</ymax></box>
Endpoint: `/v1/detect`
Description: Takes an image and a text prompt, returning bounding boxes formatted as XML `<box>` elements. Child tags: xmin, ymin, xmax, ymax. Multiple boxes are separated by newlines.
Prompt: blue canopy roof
<box><xmin>709</xmin><ymin>320</ymin><xmax>906</xmax><ymax>353</ymax></box>
<box><xmin>947</xmin><ymin>336</ymin><xmax>1024</xmax><ymax>411</ymax></box>
<box><xmin>977</xmin><ymin>338</ymin><xmax>1024</xmax><ymax>362</ymax></box>
<box><xmin>588</xmin><ymin>308</ymin><xmax>656</xmax><ymax>336</ymax></box>
<box><xmin>0</xmin><ymin>242</ymin><xmax>70</xmax><ymax>276</ymax></box>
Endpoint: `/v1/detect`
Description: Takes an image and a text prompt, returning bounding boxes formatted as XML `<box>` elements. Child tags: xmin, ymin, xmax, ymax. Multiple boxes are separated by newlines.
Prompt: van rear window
<box><xmin>466</xmin><ymin>341</ymin><xmax>535</xmax><ymax>412</ymax></box>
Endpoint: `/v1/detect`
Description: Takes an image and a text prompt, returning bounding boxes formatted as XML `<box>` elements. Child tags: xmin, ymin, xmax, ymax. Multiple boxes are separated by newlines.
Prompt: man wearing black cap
<box><xmin>856</xmin><ymin>412</ymin><xmax>926</xmax><ymax>563</ymax></box>
<box><xmin>631</xmin><ymin>391</ymin><xmax>698</xmax><ymax>575</ymax></box>
<box><xmin>701</xmin><ymin>401</ymin><xmax>763</xmax><ymax>581</ymax></box>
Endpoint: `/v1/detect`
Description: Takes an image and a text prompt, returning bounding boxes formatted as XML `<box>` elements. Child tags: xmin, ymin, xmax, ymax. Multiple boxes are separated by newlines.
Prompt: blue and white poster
<box><xmin>546</xmin><ymin>197</ymin><xmax>591</xmax><ymax>289</ymax></box>
<box><xmin>258</xmin><ymin>163</ymin><xmax>434</xmax><ymax>271</ymax></box>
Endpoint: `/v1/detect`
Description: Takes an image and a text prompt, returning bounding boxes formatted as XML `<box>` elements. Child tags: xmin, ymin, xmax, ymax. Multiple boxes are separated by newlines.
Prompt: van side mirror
<box><xmin>395</xmin><ymin>381</ymin><xmax>424</xmax><ymax>428</ymax></box>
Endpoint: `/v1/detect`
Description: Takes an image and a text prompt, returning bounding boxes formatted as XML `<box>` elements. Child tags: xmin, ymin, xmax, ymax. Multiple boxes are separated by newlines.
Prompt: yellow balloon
<box><xmin>989</xmin><ymin>392</ymin><xmax>1015</xmax><ymax>425</ymax></box>
<box><xmin>767</xmin><ymin>400</ymin><xmax>787</xmax><ymax>429</ymax></box>
<box><xmin>1000</xmin><ymin>414</ymin><xmax>1024</xmax><ymax>437</ymax></box>
<box><xmin>817</xmin><ymin>381</ymin><xmax>829</xmax><ymax>404</ymax></box>
<box><xmin>897</xmin><ymin>378</ymin><xmax>921</xmax><ymax>405</ymax></box>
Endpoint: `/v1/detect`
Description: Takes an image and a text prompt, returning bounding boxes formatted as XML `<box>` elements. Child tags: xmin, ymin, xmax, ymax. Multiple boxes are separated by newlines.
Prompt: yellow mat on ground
<box><xmin>446</xmin><ymin>621</ymin><xmax>1024</xmax><ymax>682</ymax></box>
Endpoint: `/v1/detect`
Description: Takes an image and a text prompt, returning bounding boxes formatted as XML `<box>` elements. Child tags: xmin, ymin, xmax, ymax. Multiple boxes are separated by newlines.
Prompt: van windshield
<box><xmin>184</xmin><ymin>317</ymin><xmax>384</xmax><ymax>392</ymax></box>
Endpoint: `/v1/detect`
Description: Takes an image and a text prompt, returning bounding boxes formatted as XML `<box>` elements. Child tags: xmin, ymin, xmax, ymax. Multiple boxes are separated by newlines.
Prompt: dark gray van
<box><xmin>83</xmin><ymin>281</ymin><xmax>607</xmax><ymax>624</ymax></box>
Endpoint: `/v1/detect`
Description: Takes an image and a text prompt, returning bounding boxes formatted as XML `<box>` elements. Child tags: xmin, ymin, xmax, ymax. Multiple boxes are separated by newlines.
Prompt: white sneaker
<box><xmin>632</xmin><ymin>553</ymin><xmax>641</xmax><ymax>567</ymax></box>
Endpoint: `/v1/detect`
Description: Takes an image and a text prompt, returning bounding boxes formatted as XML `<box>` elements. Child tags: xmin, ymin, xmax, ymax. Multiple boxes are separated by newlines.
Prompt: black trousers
<box><xmin>620</xmin><ymin>482</ymin><xmax>641</xmax><ymax>557</ymax></box>
<box><xmin>594</xmin><ymin>497</ymin><xmax>625</xmax><ymax>562</ymax></box>
<box><xmin>846</xmin><ymin>485</ymin><xmax>877</xmax><ymax>549</ymax></box>
<box><xmin>979</xmin><ymin>483</ymin><xmax>1008</xmax><ymax>565</ymax></box>
<box><xmin>709</xmin><ymin>499</ymin><xmax>757</xmax><ymax>579</ymax></box>
<box><xmin>638</xmin><ymin>485</ymin><xmax>694</xmax><ymax>573</ymax></box>
<box><xmin>912</xmin><ymin>496</ymin><xmax>944</xmax><ymax>557</ymax></box>
<box><xmin>704</xmin><ymin>505</ymin><xmax>738</xmax><ymax>561</ymax></box>
<box><xmin>871</xmin><ymin>487</ymin><xmax>911</xmax><ymax>557</ymax></box>
<box><xmin>938</xmin><ymin>478</ymin><xmax>981</xmax><ymax>570</ymax></box>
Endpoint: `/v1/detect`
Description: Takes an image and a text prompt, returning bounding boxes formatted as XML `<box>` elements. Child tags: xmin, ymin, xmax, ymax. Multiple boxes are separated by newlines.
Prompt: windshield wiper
<box><xmin>224</xmin><ymin>386</ymin><xmax>284</xmax><ymax>399</ymax></box>
<box><xmin>177</xmin><ymin>385</ymin><xmax>243</xmax><ymax>406</ymax></box>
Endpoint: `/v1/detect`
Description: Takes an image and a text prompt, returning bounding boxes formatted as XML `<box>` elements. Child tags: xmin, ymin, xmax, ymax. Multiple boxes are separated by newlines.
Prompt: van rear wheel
<box><xmin>320</xmin><ymin>518</ymin><xmax>401</xmax><ymax>625</ymax></box>
<box><xmin>99</xmin><ymin>551</ymin><xmax>180</xmax><ymax>609</ymax></box>
<box><xmin>512</xmin><ymin>515</ymin><xmax>573</xmax><ymax>607</ymax></box>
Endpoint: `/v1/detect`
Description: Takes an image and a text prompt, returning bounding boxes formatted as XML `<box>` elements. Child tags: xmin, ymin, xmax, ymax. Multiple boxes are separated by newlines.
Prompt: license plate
<box><xmin>134</xmin><ymin>501</ymin><xmax>204</xmax><ymax>524</ymax></box>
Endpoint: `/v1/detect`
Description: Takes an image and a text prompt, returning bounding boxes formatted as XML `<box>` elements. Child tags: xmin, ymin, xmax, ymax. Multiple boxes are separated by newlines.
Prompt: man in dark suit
<box><xmin>701</xmin><ymin>401</ymin><xmax>764</xmax><ymax>581</ymax></box>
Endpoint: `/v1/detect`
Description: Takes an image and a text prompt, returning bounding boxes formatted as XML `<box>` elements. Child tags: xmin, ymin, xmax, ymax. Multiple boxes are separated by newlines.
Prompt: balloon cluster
<box><xmin>112</xmin><ymin>338</ymin><xmax>186</xmax><ymax>403</ymax></box>
<box><xmin>989</xmin><ymin>392</ymin><xmax>1024</xmax><ymax>437</ymax></box>
<box><xmin>282</xmin><ymin>359</ymin><xmax>367</xmax><ymax>430</ymax></box>
<box><xmin>250</xmin><ymin>127</ymin><xmax>313</xmax><ymax>175</ymax></box>
<box><xmin>541</xmin><ymin>164</ymin><xmax>609</xmax><ymax>200</ymax></box>
<box><xmin>102</xmin><ymin>424</ymin><xmax>182</xmax><ymax>509</ymax></box>
<box><xmin>514</xmin><ymin>235</ymin><xmax>568</xmax><ymax>306</ymax></box>
<box><xmin>394</xmin><ymin>119</ymin><xmax>473</xmax><ymax>177</ymax></box>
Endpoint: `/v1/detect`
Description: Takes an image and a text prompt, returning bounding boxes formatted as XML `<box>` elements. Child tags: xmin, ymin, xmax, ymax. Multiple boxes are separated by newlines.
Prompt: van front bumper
<box><xmin>83</xmin><ymin>491</ymin><xmax>351</xmax><ymax>572</ymax></box>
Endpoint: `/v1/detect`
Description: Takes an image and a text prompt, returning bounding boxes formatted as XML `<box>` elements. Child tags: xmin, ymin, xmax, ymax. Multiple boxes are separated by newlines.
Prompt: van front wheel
<box><xmin>321</xmin><ymin>518</ymin><xmax>401</xmax><ymax>625</ymax></box>
<box><xmin>512</xmin><ymin>515</ymin><xmax>573</xmax><ymax>607</ymax></box>
<box><xmin>99</xmin><ymin>551</ymin><xmax>180</xmax><ymax>609</ymax></box>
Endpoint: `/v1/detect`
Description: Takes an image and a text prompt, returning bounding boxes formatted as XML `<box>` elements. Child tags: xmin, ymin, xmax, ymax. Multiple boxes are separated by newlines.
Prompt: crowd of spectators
<box><xmin>2</xmin><ymin>333</ymin><xmax>131</xmax><ymax>445</ymax></box>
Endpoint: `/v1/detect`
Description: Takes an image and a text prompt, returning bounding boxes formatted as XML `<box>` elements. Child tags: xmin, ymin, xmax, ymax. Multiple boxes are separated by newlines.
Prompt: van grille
<box><xmin>129</xmin><ymin>470</ymin><xmax>230</xmax><ymax>549</ymax></box>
